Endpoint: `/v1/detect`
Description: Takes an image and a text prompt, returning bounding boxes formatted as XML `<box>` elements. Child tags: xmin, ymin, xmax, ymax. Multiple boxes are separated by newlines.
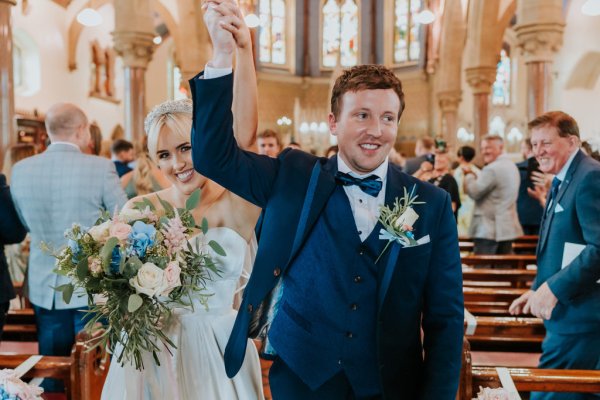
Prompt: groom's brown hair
<box><xmin>330</xmin><ymin>64</ymin><xmax>405</xmax><ymax>120</ymax></box>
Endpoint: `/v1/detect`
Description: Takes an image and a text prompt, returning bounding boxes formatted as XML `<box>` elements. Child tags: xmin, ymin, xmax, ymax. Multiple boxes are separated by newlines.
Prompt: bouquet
<box><xmin>47</xmin><ymin>189</ymin><xmax>225</xmax><ymax>370</ymax></box>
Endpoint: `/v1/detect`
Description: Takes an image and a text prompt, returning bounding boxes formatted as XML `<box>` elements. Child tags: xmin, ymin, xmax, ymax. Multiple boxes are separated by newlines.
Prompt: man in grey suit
<box><xmin>463</xmin><ymin>135</ymin><xmax>523</xmax><ymax>254</ymax></box>
<box><xmin>11</xmin><ymin>103</ymin><xmax>127</xmax><ymax>391</ymax></box>
<box><xmin>510</xmin><ymin>111</ymin><xmax>600</xmax><ymax>400</ymax></box>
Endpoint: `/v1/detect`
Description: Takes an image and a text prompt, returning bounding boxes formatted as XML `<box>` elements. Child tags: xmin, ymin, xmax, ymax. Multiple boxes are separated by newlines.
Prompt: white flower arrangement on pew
<box><xmin>44</xmin><ymin>189</ymin><xmax>225</xmax><ymax>370</ymax></box>
<box><xmin>474</xmin><ymin>386</ymin><xmax>513</xmax><ymax>400</ymax></box>
<box><xmin>0</xmin><ymin>356</ymin><xmax>44</xmax><ymax>400</ymax></box>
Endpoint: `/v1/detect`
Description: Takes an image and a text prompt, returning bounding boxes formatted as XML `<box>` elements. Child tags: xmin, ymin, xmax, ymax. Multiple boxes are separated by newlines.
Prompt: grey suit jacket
<box><xmin>10</xmin><ymin>143</ymin><xmax>127</xmax><ymax>310</ymax></box>
<box><xmin>535</xmin><ymin>150</ymin><xmax>600</xmax><ymax>334</ymax></box>
<box><xmin>465</xmin><ymin>154</ymin><xmax>523</xmax><ymax>241</ymax></box>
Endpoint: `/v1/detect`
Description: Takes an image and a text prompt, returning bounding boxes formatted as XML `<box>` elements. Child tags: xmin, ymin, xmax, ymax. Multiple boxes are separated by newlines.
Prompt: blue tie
<box><xmin>335</xmin><ymin>171</ymin><xmax>383</xmax><ymax>197</ymax></box>
<box><xmin>546</xmin><ymin>177</ymin><xmax>561</xmax><ymax>214</ymax></box>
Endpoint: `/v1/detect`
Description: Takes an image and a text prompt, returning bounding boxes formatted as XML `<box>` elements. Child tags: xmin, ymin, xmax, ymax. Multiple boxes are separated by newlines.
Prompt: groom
<box><xmin>193</xmin><ymin>3</ymin><xmax>464</xmax><ymax>398</ymax></box>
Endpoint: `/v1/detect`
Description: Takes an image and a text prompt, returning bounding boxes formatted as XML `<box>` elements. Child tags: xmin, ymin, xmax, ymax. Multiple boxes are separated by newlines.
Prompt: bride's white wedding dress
<box><xmin>101</xmin><ymin>227</ymin><xmax>264</xmax><ymax>400</ymax></box>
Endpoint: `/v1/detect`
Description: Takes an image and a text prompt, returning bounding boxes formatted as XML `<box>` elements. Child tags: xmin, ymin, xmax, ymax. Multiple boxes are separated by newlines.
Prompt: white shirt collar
<box><xmin>50</xmin><ymin>141</ymin><xmax>81</xmax><ymax>151</ymax></box>
<box><xmin>555</xmin><ymin>148</ymin><xmax>580</xmax><ymax>182</ymax></box>
<box><xmin>337</xmin><ymin>154</ymin><xmax>388</xmax><ymax>182</ymax></box>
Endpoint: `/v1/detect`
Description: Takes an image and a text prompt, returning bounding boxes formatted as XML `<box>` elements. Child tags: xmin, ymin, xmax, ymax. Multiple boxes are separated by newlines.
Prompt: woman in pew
<box><xmin>0</xmin><ymin>173</ymin><xmax>27</xmax><ymax>341</ymax></box>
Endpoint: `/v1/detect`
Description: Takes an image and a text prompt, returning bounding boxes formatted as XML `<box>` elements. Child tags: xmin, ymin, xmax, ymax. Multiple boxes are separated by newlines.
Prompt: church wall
<box><xmin>13</xmin><ymin>3</ymin><xmax>124</xmax><ymax>139</ymax></box>
<box><xmin>552</xmin><ymin>0</ymin><xmax>600</xmax><ymax>144</ymax></box>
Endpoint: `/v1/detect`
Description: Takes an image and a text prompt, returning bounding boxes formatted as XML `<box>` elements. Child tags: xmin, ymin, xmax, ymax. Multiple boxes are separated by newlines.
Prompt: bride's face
<box><xmin>155</xmin><ymin>125</ymin><xmax>204</xmax><ymax>195</ymax></box>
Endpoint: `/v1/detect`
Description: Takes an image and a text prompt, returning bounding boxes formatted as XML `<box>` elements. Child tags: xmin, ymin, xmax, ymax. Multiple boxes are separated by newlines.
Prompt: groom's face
<box><xmin>329</xmin><ymin>89</ymin><xmax>400</xmax><ymax>174</ymax></box>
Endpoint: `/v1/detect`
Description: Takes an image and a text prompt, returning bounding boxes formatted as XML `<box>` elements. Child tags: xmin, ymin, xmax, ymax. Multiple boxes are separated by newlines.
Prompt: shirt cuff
<box><xmin>203</xmin><ymin>63</ymin><xmax>233</xmax><ymax>79</ymax></box>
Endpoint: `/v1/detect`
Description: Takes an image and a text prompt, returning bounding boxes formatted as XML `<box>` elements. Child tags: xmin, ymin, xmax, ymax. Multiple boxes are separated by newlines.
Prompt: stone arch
<box><xmin>565</xmin><ymin>51</ymin><xmax>600</xmax><ymax>90</ymax></box>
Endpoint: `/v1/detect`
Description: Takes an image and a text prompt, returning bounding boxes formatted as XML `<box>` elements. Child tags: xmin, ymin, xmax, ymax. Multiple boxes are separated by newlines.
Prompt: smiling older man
<box><xmin>462</xmin><ymin>135</ymin><xmax>523</xmax><ymax>255</ymax></box>
<box><xmin>509</xmin><ymin>111</ymin><xmax>600</xmax><ymax>400</ymax></box>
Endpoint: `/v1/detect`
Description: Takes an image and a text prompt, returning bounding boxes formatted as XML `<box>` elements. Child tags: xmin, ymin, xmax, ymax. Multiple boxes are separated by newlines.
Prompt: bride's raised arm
<box><xmin>203</xmin><ymin>0</ymin><xmax>258</xmax><ymax>152</ymax></box>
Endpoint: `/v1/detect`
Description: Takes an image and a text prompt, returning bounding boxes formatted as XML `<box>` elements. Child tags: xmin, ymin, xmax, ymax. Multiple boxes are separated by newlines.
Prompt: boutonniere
<box><xmin>375</xmin><ymin>185</ymin><xmax>425</xmax><ymax>263</ymax></box>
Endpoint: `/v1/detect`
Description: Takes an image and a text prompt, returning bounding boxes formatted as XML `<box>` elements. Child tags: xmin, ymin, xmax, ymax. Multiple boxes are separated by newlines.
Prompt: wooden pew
<box><xmin>0</xmin><ymin>331</ymin><xmax>109</xmax><ymax>400</ymax></box>
<box><xmin>464</xmin><ymin>287</ymin><xmax>527</xmax><ymax>316</ymax></box>
<box><xmin>462</xmin><ymin>267</ymin><xmax>536</xmax><ymax>289</ymax></box>
<box><xmin>461</xmin><ymin>254</ymin><xmax>537</xmax><ymax>269</ymax></box>
<box><xmin>459</xmin><ymin>242</ymin><xmax>537</xmax><ymax>254</ymax></box>
<box><xmin>458</xmin><ymin>339</ymin><xmax>600</xmax><ymax>399</ymax></box>
<box><xmin>465</xmin><ymin>316</ymin><xmax>544</xmax><ymax>352</ymax></box>
<box><xmin>3</xmin><ymin>307</ymin><xmax>37</xmax><ymax>342</ymax></box>
<box><xmin>459</xmin><ymin>235</ymin><xmax>539</xmax><ymax>244</ymax></box>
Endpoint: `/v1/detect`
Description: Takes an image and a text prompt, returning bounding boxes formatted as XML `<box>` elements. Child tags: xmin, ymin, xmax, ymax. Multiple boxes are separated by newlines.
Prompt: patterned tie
<box><xmin>546</xmin><ymin>177</ymin><xmax>561</xmax><ymax>215</ymax></box>
<box><xmin>335</xmin><ymin>171</ymin><xmax>383</xmax><ymax>197</ymax></box>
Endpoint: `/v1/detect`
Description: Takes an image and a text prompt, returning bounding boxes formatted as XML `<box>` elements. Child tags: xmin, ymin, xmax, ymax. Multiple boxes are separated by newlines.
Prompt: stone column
<box><xmin>113</xmin><ymin>0</ymin><xmax>155</xmax><ymax>142</ymax></box>
<box><xmin>515</xmin><ymin>0</ymin><xmax>564</xmax><ymax>121</ymax></box>
<box><xmin>0</xmin><ymin>0</ymin><xmax>16</xmax><ymax>167</ymax></box>
<box><xmin>438</xmin><ymin>90</ymin><xmax>461</xmax><ymax>152</ymax></box>
<box><xmin>465</xmin><ymin>66</ymin><xmax>496</xmax><ymax>151</ymax></box>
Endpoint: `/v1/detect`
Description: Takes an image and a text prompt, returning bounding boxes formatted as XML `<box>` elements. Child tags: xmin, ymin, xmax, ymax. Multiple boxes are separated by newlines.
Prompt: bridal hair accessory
<box><xmin>44</xmin><ymin>189</ymin><xmax>226</xmax><ymax>370</ymax></box>
<box><xmin>144</xmin><ymin>99</ymin><xmax>193</xmax><ymax>134</ymax></box>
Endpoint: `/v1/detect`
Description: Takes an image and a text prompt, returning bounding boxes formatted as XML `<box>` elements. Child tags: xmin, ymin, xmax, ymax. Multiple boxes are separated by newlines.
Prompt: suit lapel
<box><xmin>538</xmin><ymin>150</ymin><xmax>584</xmax><ymax>254</ymax></box>
<box><xmin>378</xmin><ymin>164</ymin><xmax>410</xmax><ymax>311</ymax></box>
<box><xmin>286</xmin><ymin>156</ymin><xmax>337</xmax><ymax>264</ymax></box>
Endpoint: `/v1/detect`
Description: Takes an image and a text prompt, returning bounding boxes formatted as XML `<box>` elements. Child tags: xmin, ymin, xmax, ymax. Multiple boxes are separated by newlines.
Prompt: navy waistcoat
<box><xmin>268</xmin><ymin>185</ymin><xmax>384</xmax><ymax>397</ymax></box>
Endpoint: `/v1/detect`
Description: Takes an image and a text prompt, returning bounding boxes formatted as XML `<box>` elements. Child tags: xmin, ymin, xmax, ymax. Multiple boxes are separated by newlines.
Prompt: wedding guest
<box><xmin>453</xmin><ymin>145</ymin><xmax>479</xmax><ymax>236</ymax></box>
<box><xmin>0</xmin><ymin>173</ymin><xmax>27</xmax><ymax>341</ymax></box>
<box><xmin>428</xmin><ymin>152</ymin><xmax>461</xmax><ymax>220</ymax></box>
<box><xmin>287</xmin><ymin>141</ymin><xmax>302</xmax><ymax>151</ymax></box>
<box><xmin>193</xmin><ymin>2</ymin><xmax>464</xmax><ymax>396</ymax></box>
<box><xmin>510</xmin><ymin>111</ymin><xmax>600</xmax><ymax>400</ymax></box>
<box><xmin>404</xmin><ymin>136</ymin><xmax>435</xmax><ymax>175</ymax></box>
<box><xmin>101</xmin><ymin>4</ymin><xmax>264</xmax><ymax>397</ymax></box>
<box><xmin>2</xmin><ymin>144</ymin><xmax>36</xmax><ymax>284</ymax></box>
<box><xmin>257</xmin><ymin>129</ymin><xmax>281</xmax><ymax>158</ymax></box>
<box><xmin>120</xmin><ymin>136</ymin><xmax>171</xmax><ymax>199</ymax></box>
<box><xmin>463</xmin><ymin>135</ymin><xmax>522</xmax><ymax>255</ymax></box>
<box><xmin>111</xmin><ymin>139</ymin><xmax>135</xmax><ymax>177</ymax></box>
<box><xmin>516</xmin><ymin>138</ymin><xmax>544</xmax><ymax>235</ymax></box>
<box><xmin>86</xmin><ymin>123</ymin><xmax>102</xmax><ymax>156</ymax></box>
<box><xmin>10</xmin><ymin>102</ymin><xmax>127</xmax><ymax>392</ymax></box>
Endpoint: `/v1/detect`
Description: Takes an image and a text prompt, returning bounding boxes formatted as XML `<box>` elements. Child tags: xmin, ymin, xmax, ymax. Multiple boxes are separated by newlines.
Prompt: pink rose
<box><xmin>160</xmin><ymin>261</ymin><xmax>182</xmax><ymax>296</ymax></box>
<box><xmin>88</xmin><ymin>256</ymin><xmax>102</xmax><ymax>276</ymax></box>
<box><xmin>109</xmin><ymin>222</ymin><xmax>132</xmax><ymax>242</ymax></box>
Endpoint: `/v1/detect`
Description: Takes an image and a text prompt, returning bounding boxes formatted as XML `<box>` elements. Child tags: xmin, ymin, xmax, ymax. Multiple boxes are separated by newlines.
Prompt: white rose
<box><xmin>119</xmin><ymin>208</ymin><xmax>144</xmax><ymax>223</ymax></box>
<box><xmin>160</xmin><ymin>261</ymin><xmax>182</xmax><ymax>296</ymax></box>
<box><xmin>393</xmin><ymin>207</ymin><xmax>419</xmax><ymax>229</ymax></box>
<box><xmin>88</xmin><ymin>221</ymin><xmax>112</xmax><ymax>242</ymax></box>
<box><xmin>129</xmin><ymin>262</ymin><xmax>166</xmax><ymax>297</ymax></box>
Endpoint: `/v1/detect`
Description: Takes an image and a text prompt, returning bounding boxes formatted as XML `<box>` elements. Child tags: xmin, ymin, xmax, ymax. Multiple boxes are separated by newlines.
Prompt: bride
<box><xmin>101</xmin><ymin>4</ymin><xmax>264</xmax><ymax>399</ymax></box>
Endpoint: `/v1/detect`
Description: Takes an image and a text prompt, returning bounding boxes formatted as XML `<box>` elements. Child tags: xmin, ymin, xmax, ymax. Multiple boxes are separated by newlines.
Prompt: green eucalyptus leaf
<box><xmin>185</xmin><ymin>189</ymin><xmax>201</xmax><ymax>211</ymax></box>
<box><xmin>123</xmin><ymin>256</ymin><xmax>143</xmax><ymax>278</ymax></box>
<box><xmin>100</xmin><ymin>237</ymin><xmax>119</xmax><ymax>272</ymax></box>
<box><xmin>143</xmin><ymin>198</ymin><xmax>156</xmax><ymax>211</ymax></box>
<box><xmin>128</xmin><ymin>293</ymin><xmax>143</xmax><ymax>312</ymax></box>
<box><xmin>208</xmin><ymin>240</ymin><xmax>226</xmax><ymax>256</ymax></box>
<box><xmin>54</xmin><ymin>283</ymin><xmax>75</xmax><ymax>304</ymax></box>
<box><xmin>156</xmin><ymin>194</ymin><xmax>175</xmax><ymax>216</ymax></box>
<box><xmin>201</xmin><ymin>218</ymin><xmax>209</xmax><ymax>235</ymax></box>
<box><xmin>76</xmin><ymin>257</ymin><xmax>89</xmax><ymax>280</ymax></box>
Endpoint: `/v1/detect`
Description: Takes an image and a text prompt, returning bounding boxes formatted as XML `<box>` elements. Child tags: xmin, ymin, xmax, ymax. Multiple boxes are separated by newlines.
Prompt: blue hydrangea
<box><xmin>110</xmin><ymin>246</ymin><xmax>122</xmax><ymax>275</ymax></box>
<box><xmin>127</xmin><ymin>221</ymin><xmax>156</xmax><ymax>258</ymax></box>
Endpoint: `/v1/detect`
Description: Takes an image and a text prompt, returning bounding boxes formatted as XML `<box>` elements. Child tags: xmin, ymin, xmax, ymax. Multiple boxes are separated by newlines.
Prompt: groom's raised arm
<box><xmin>191</xmin><ymin>1</ymin><xmax>280</xmax><ymax>208</ymax></box>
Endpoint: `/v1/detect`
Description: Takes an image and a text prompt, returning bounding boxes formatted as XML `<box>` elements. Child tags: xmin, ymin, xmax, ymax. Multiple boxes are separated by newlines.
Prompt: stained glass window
<box><xmin>492</xmin><ymin>48</ymin><xmax>511</xmax><ymax>105</ymax></box>
<box><xmin>322</xmin><ymin>0</ymin><xmax>359</xmax><ymax>68</ymax></box>
<box><xmin>394</xmin><ymin>0</ymin><xmax>422</xmax><ymax>63</ymax></box>
<box><xmin>259</xmin><ymin>0</ymin><xmax>286</xmax><ymax>65</ymax></box>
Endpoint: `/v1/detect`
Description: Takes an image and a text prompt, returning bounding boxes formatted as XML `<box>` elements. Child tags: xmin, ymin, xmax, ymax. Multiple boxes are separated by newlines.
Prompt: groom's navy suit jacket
<box><xmin>190</xmin><ymin>73</ymin><xmax>464</xmax><ymax>399</ymax></box>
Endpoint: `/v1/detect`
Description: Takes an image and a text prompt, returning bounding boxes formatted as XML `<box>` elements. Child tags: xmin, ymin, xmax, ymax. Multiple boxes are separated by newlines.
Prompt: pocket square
<box><xmin>416</xmin><ymin>234</ymin><xmax>430</xmax><ymax>245</ymax></box>
<box><xmin>554</xmin><ymin>203</ymin><xmax>564</xmax><ymax>213</ymax></box>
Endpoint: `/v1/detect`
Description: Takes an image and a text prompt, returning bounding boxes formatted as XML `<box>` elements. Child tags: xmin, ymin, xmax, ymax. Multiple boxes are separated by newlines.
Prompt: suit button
<box><xmin>354</xmin><ymin>276</ymin><xmax>362</xmax><ymax>283</ymax></box>
<box><xmin>358</xmin><ymin>245</ymin><xmax>366</xmax><ymax>255</ymax></box>
<box><xmin>350</xmin><ymin>303</ymin><xmax>358</xmax><ymax>311</ymax></box>
<box><xmin>346</xmin><ymin>331</ymin><xmax>353</xmax><ymax>338</ymax></box>
<box><xmin>247</xmin><ymin>304</ymin><xmax>253</xmax><ymax>313</ymax></box>
<box><xmin>273</xmin><ymin>267</ymin><xmax>281</xmax><ymax>277</ymax></box>
<box><xmin>338</xmin><ymin>359</ymin><xmax>342</xmax><ymax>365</ymax></box>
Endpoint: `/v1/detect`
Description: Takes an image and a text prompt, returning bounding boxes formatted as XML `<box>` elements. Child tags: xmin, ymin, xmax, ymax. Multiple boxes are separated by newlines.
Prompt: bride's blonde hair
<box><xmin>144</xmin><ymin>99</ymin><xmax>193</xmax><ymax>162</ymax></box>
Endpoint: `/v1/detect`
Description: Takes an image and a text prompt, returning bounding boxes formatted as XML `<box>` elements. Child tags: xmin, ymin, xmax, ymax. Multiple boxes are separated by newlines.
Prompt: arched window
<box><xmin>12</xmin><ymin>29</ymin><xmax>41</xmax><ymax>97</ymax></box>
<box><xmin>489</xmin><ymin>116</ymin><xmax>506</xmax><ymax>138</ymax></box>
<box><xmin>492</xmin><ymin>46</ymin><xmax>511</xmax><ymax>105</ymax></box>
<box><xmin>393</xmin><ymin>0</ymin><xmax>422</xmax><ymax>64</ymax></box>
<box><xmin>321</xmin><ymin>0</ymin><xmax>359</xmax><ymax>68</ymax></box>
<box><xmin>13</xmin><ymin>44</ymin><xmax>23</xmax><ymax>89</ymax></box>
<box><xmin>258</xmin><ymin>0</ymin><xmax>287</xmax><ymax>65</ymax></box>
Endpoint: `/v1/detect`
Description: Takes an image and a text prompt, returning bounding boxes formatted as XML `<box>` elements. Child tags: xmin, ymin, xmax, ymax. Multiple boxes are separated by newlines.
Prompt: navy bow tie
<box><xmin>335</xmin><ymin>171</ymin><xmax>383</xmax><ymax>197</ymax></box>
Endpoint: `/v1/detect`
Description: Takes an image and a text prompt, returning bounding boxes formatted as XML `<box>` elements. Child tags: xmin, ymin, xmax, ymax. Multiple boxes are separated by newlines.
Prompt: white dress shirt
<box><xmin>337</xmin><ymin>156</ymin><xmax>388</xmax><ymax>242</ymax></box>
